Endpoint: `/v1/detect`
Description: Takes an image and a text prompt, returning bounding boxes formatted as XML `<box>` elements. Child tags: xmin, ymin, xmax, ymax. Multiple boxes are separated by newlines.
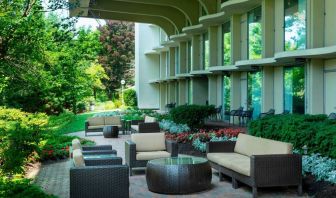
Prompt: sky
<box><xmin>75</xmin><ymin>17</ymin><xmax>106</xmax><ymax>30</ymax></box>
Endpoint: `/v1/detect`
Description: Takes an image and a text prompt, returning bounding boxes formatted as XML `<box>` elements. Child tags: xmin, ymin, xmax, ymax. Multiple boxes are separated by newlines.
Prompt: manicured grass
<box><xmin>48</xmin><ymin>112</ymin><xmax>96</xmax><ymax>134</ymax></box>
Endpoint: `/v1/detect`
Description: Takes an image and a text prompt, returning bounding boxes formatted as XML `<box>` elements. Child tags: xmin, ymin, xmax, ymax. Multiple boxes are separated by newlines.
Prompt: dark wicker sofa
<box><xmin>70</xmin><ymin>151</ymin><xmax>129</xmax><ymax>198</ymax></box>
<box><xmin>130</xmin><ymin>116</ymin><xmax>160</xmax><ymax>133</ymax></box>
<box><xmin>125</xmin><ymin>132</ymin><xmax>178</xmax><ymax>175</ymax></box>
<box><xmin>206</xmin><ymin>133</ymin><xmax>302</xmax><ymax>198</ymax></box>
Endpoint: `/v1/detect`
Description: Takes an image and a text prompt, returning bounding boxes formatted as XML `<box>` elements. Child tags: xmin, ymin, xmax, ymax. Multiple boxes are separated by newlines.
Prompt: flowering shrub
<box><xmin>214</xmin><ymin>128</ymin><xmax>242</xmax><ymax>138</ymax></box>
<box><xmin>165</xmin><ymin>132</ymin><xmax>192</xmax><ymax>143</ymax></box>
<box><xmin>302</xmin><ymin>153</ymin><xmax>336</xmax><ymax>184</ymax></box>
<box><xmin>160</xmin><ymin>119</ymin><xmax>190</xmax><ymax>134</ymax></box>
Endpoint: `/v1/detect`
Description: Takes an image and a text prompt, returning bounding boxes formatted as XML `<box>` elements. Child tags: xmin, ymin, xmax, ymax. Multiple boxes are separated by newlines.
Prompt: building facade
<box><xmin>71</xmin><ymin>0</ymin><xmax>336</xmax><ymax>119</ymax></box>
<box><xmin>135</xmin><ymin>0</ymin><xmax>336</xmax><ymax>120</ymax></box>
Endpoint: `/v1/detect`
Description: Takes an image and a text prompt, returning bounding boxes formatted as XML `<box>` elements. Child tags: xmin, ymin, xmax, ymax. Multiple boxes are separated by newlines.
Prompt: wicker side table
<box><xmin>146</xmin><ymin>157</ymin><xmax>212</xmax><ymax>194</ymax></box>
<box><xmin>103</xmin><ymin>126</ymin><xmax>119</xmax><ymax>138</ymax></box>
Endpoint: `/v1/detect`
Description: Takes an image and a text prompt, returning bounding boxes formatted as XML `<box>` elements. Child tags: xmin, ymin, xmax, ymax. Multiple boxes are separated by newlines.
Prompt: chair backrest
<box><xmin>87</xmin><ymin>117</ymin><xmax>105</xmax><ymax>126</ymax></box>
<box><xmin>144</xmin><ymin>116</ymin><xmax>157</xmax><ymax>123</ymax></box>
<box><xmin>104</xmin><ymin>116</ymin><xmax>121</xmax><ymax>125</ymax></box>
<box><xmin>328</xmin><ymin>113</ymin><xmax>336</xmax><ymax>120</ymax></box>
<box><xmin>72</xmin><ymin>139</ymin><xmax>82</xmax><ymax>150</ymax></box>
<box><xmin>234</xmin><ymin>133</ymin><xmax>293</xmax><ymax>157</ymax></box>
<box><xmin>268</xmin><ymin>108</ymin><xmax>275</xmax><ymax>115</ymax></box>
<box><xmin>131</xmin><ymin>132</ymin><xmax>166</xmax><ymax>151</ymax></box>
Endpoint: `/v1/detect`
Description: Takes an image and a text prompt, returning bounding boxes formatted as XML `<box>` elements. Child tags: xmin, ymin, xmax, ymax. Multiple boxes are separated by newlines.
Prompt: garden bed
<box><xmin>177</xmin><ymin>143</ymin><xmax>206</xmax><ymax>158</ymax></box>
<box><xmin>303</xmin><ymin>174</ymin><xmax>336</xmax><ymax>198</ymax></box>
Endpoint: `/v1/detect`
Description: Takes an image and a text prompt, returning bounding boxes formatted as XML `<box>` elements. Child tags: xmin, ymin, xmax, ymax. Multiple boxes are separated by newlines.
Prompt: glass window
<box><xmin>284</xmin><ymin>0</ymin><xmax>306</xmax><ymax>51</ymax></box>
<box><xmin>202</xmin><ymin>32</ymin><xmax>210</xmax><ymax>70</ymax></box>
<box><xmin>222</xmin><ymin>75</ymin><xmax>231</xmax><ymax>120</ymax></box>
<box><xmin>222</xmin><ymin>21</ymin><xmax>231</xmax><ymax>65</ymax></box>
<box><xmin>284</xmin><ymin>66</ymin><xmax>305</xmax><ymax>114</ymax></box>
<box><xmin>187</xmin><ymin>41</ymin><xmax>192</xmax><ymax>73</ymax></box>
<box><xmin>188</xmin><ymin>79</ymin><xmax>193</xmax><ymax>104</ymax></box>
<box><xmin>248</xmin><ymin>7</ymin><xmax>262</xmax><ymax>60</ymax></box>
<box><xmin>175</xmin><ymin>47</ymin><xmax>180</xmax><ymax>75</ymax></box>
<box><xmin>166</xmin><ymin>51</ymin><xmax>170</xmax><ymax>77</ymax></box>
<box><xmin>247</xmin><ymin>71</ymin><xmax>262</xmax><ymax>118</ymax></box>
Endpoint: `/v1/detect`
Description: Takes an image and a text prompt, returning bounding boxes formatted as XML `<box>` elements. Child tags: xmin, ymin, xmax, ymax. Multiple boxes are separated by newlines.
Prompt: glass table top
<box><xmin>83</xmin><ymin>154</ymin><xmax>117</xmax><ymax>159</ymax></box>
<box><xmin>149</xmin><ymin>157</ymin><xmax>208</xmax><ymax>165</ymax></box>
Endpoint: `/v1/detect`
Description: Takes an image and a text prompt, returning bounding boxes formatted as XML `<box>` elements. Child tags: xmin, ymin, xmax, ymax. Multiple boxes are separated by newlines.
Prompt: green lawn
<box><xmin>48</xmin><ymin>112</ymin><xmax>96</xmax><ymax>134</ymax></box>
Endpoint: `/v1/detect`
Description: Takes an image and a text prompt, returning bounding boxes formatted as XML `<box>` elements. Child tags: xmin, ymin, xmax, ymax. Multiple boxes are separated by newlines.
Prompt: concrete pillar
<box><xmin>262</xmin><ymin>0</ymin><xmax>275</xmax><ymax>58</ymax></box>
<box><xmin>159</xmin><ymin>83</ymin><xmax>167</xmax><ymax>111</ymax></box>
<box><xmin>192</xmin><ymin>35</ymin><xmax>201</xmax><ymax>71</ymax></box>
<box><xmin>208</xmin><ymin>75</ymin><xmax>218</xmax><ymax>105</ymax></box>
<box><xmin>307</xmin><ymin>0</ymin><xmax>325</xmax><ymax>49</ymax></box>
<box><xmin>240</xmin><ymin>14</ymin><xmax>248</xmax><ymax>60</ymax></box>
<box><xmin>169</xmin><ymin>47</ymin><xmax>175</xmax><ymax>77</ymax></box>
<box><xmin>306</xmin><ymin>59</ymin><xmax>324</xmax><ymax>114</ymax></box>
<box><xmin>168</xmin><ymin>82</ymin><xmax>176</xmax><ymax>103</ymax></box>
<box><xmin>179</xmin><ymin>42</ymin><xmax>187</xmax><ymax>74</ymax></box>
<box><xmin>209</xmin><ymin>26</ymin><xmax>218</xmax><ymax>67</ymax></box>
<box><xmin>231</xmin><ymin>15</ymin><xmax>241</xmax><ymax>63</ymax></box>
<box><xmin>160</xmin><ymin>52</ymin><xmax>166</xmax><ymax>78</ymax></box>
<box><xmin>192</xmin><ymin>77</ymin><xmax>208</xmax><ymax>105</ymax></box>
<box><xmin>274</xmin><ymin>0</ymin><xmax>284</xmax><ymax>53</ymax></box>
<box><xmin>262</xmin><ymin>67</ymin><xmax>274</xmax><ymax>112</ymax></box>
<box><xmin>274</xmin><ymin>67</ymin><xmax>284</xmax><ymax>114</ymax></box>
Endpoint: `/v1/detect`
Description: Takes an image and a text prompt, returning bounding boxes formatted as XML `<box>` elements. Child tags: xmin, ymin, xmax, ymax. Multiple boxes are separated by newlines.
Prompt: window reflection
<box><xmin>248</xmin><ymin>7</ymin><xmax>262</xmax><ymax>60</ymax></box>
<box><xmin>187</xmin><ymin>41</ymin><xmax>192</xmax><ymax>73</ymax></box>
<box><xmin>175</xmin><ymin>47</ymin><xmax>179</xmax><ymax>74</ymax></box>
<box><xmin>284</xmin><ymin>0</ymin><xmax>306</xmax><ymax>51</ymax></box>
<box><xmin>222</xmin><ymin>75</ymin><xmax>231</xmax><ymax>120</ymax></box>
<box><xmin>248</xmin><ymin>71</ymin><xmax>262</xmax><ymax>118</ymax></box>
<box><xmin>202</xmin><ymin>32</ymin><xmax>210</xmax><ymax>70</ymax></box>
<box><xmin>222</xmin><ymin>21</ymin><xmax>231</xmax><ymax>65</ymax></box>
<box><xmin>284</xmin><ymin>66</ymin><xmax>305</xmax><ymax>114</ymax></box>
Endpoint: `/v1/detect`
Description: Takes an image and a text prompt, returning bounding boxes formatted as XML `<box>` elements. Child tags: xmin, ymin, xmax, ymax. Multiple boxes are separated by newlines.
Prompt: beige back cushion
<box><xmin>131</xmin><ymin>132</ymin><xmax>166</xmax><ymax>152</ymax></box>
<box><xmin>88</xmin><ymin>117</ymin><xmax>105</xmax><ymax>126</ymax></box>
<box><xmin>234</xmin><ymin>133</ymin><xmax>293</xmax><ymax>157</ymax></box>
<box><xmin>105</xmin><ymin>116</ymin><xmax>121</xmax><ymax>125</ymax></box>
<box><xmin>144</xmin><ymin>116</ymin><xmax>157</xmax><ymax>123</ymax></box>
<box><xmin>73</xmin><ymin>149</ymin><xmax>85</xmax><ymax>167</ymax></box>
<box><xmin>72</xmin><ymin>139</ymin><xmax>82</xmax><ymax>150</ymax></box>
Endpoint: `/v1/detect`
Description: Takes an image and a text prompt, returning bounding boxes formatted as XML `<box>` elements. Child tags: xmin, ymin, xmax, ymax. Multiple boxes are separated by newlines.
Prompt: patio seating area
<box><xmin>33</xmin><ymin>131</ymin><xmax>305</xmax><ymax>198</ymax></box>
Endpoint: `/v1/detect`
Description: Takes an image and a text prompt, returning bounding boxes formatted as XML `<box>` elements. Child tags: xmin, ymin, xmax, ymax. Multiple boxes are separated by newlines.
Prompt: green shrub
<box><xmin>123</xmin><ymin>89</ymin><xmax>137</xmax><ymax>107</ymax></box>
<box><xmin>0</xmin><ymin>107</ymin><xmax>48</xmax><ymax>175</ymax></box>
<box><xmin>170</xmin><ymin>105</ymin><xmax>216</xmax><ymax>130</ymax></box>
<box><xmin>0</xmin><ymin>177</ymin><xmax>55</xmax><ymax>198</ymax></box>
<box><xmin>248</xmin><ymin>114</ymin><xmax>336</xmax><ymax>158</ymax></box>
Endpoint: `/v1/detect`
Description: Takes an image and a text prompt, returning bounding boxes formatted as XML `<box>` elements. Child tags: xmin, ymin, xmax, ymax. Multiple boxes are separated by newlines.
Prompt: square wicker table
<box><xmin>146</xmin><ymin>156</ymin><xmax>212</xmax><ymax>194</ymax></box>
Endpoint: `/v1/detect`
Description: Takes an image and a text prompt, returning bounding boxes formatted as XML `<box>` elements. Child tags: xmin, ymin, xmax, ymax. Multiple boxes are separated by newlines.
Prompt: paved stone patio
<box><xmin>34</xmin><ymin>131</ymin><xmax>308</xmax><ymax>198</ymax></box>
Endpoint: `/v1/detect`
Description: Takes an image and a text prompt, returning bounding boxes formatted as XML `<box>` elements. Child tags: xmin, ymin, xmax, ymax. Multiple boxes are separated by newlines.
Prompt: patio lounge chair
<box><xmin>130</xmin><ymin>116</ymin><xmax>160</xmax><ymax>133</ymax></box>
<box><xmin>206</xmin><ymin>133</ymin><xmax>302</xmax><ymax>198</ymax></box>
<box><xmin>70</xmin><ymin>149</ymin><xmax>129</xmax><ymax>198</ymax></box>
<box><xmin>229</xmin><ymin>107</ymin><xmax>243</xmax><ymax>125</ymax></box>
<box><xmin>259</xmin><ymin>108</ymin><xmax>275</xmax><ymax>118</ymax></box>
<box><xmin>71</xmin><ymin>139</ymin><xmax>117</xmax><ymax>156</ymax></box>
<box><xmin>85</xmin><ymin>116</ymin><xmax>122</xmax><ymax>136</ymax></box>
<box><xmin>328</xmin><ymin>112</ymin><xmax>336</xmax><ymax>120</ymax></box>
<box><xmin>125</xmin><ymin>132</ymin><xmax>178</xmax><ymax>175</ymax></box>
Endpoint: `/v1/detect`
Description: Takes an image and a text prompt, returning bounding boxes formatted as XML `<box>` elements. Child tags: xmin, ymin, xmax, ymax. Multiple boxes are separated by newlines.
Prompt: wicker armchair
<box><xmin>70</xmin><ymin>153</ymin><xmax>129</xmax><ymax>198</ymax></box>
<box><xmin>206</xmin><ymin>134</ymin><xmax>302</xmax><ymax>198</ymax></box>
<box><xmin>125</xmin><ymin>133</ymin><xmax>178</xmax><ymax>175</ymax></box>
<box><xmin>259</xmin><ymin>108</ymin><xmax>275</xmax><ymax>118</ymax></box>
<box><xmin>130</xmin><ymin>116</ymin><xmax>160</xmax><ymax>133</ymax></box>
<box><xmin>72</xmin><ymin>139</ymin><xmax>117</xmax><ymax>156</ymax></box>
<box><xmin>328</xmin><ymin>112</ymin><xmax>336</xmax><ymax>120</ymax></box>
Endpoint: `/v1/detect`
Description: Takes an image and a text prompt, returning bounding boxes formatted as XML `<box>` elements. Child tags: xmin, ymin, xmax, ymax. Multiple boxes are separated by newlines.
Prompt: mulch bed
<box><xmin>303</xmin><ymin>174</ymin><xmax>336</xmax><ymax>198</ymax></box>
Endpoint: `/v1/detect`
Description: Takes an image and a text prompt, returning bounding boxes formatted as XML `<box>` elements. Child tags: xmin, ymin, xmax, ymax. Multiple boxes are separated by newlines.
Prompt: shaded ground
<box><xmin>34</xmin><ymin>132</ymin><xmax>308</xmax><ymax>198</ymax></box>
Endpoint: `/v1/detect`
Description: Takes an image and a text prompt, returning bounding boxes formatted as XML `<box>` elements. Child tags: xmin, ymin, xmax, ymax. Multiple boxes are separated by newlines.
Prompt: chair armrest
<box><xmin>84</xmin><ymin>157</ymin><xmax>122</xmax><ymax>166</ymax></box>
<box><xmin>138</xmin><ymin>122</ymin><xmax>160</xmax><ymax>133</ymax></box>
<box><xmin>70</xmin><ymin>165</ymin><xmax>129</xmax><ymax>198</ymax></box>
<box><xmin>130</xmin><ymin>120</ymin><xmax>144</xmax><ymax>125</ymax></box>
<box><xmin>82</xmin><ymin>145</ymin><xmax>112</xmax><ymax>151</ymax></box>
<box><xmin>165</xmin><ymin>140</ymin><xmax>178</xmax><ymax>157</ymax></box>
<box><xmin>125</xmin><ymin>140</ymin><xmax>136</xmax><ymax>167</ymax></box>
<box><xmin>83</xmin><ymin>149</ymin><xmax>117</xmax><ymax>155</ymax></box>
<box><xmin>206</xmin><ymin>141</ymin><xmax>236</xmax><ymax>153</ymax></box>
<box><xmin>251</xmin><ymin>154</ymin><xmax>302</xmax><ymax>186</ymax></box>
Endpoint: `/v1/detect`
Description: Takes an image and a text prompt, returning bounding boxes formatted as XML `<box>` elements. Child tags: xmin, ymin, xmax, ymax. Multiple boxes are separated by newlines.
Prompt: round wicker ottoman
<box><xmin>103</xmin><ymin>126</ymin><xmax>119</xmax><ymax>138</ymax></box>
<box><xmin>146</xmin><ymin>157</ymin><xmax>212</xmax><ymax>194</ymax></box>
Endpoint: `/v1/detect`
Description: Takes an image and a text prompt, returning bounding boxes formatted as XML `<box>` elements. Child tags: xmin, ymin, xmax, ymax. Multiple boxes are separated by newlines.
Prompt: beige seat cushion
<box><xmin>88</xmin><ymin>117</ymin><xmax>105</xmax><ymax>126</ymax></box>
<box><xmin>136</xmin><ymin>151</ymin><xmax>171</xmax><ymax>161</ymax></box>
<box><xmin>207</xmin><ymin>153</ymin><xmax>251</xmax><ymax>176</ymax></box>
<box><xmin>144</xmin><ymin>116</ymin><xmax>156</xmax><ymax>123</ymax></box>
<box><xmin>72</xmin><ymin>139</ymin><xmax>82</xmax><ymax>150</ymax></box>
<box><xmin>73</xmin><ymin>149</ymin><xmax>85</xmax><ymax>167</ymax></box>
<box><xmin>88</xmin><ymin>125</ymin><xmax>105</xmax><ymax>130</ymax></box>
<box><xmin>131</xmin><ymin>125</ymin><xmax>139</xmax><ymax>131</ymax></box>
<box><xmin>234</xmin><ymin>133</ymin><xmax>293</xmax><ymax>157</ymax></box>
<box><xmin>105</xmin><ymin>116</ymin><xmax>121</xmax><ymax>125</ymax></box>
<box><xmin>131</xmin><ymin>132</ymin><xmax>166</xmax><ymax>152</ymax></box>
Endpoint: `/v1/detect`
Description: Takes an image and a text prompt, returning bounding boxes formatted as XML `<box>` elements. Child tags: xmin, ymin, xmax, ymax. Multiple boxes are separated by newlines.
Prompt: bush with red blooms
<box><xmin>214</xmin><ymin>128</ymin><xmax>243</xmax><ymax>138</ymax></box>
<box><xmin>165</xmin><ymin>132</ymin><xmax>191</xmax><ymax>143</ymax></box>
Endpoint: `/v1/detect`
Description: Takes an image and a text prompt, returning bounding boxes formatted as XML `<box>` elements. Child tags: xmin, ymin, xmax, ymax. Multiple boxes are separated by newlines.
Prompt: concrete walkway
<box><xmin>34</xmin><ymin>131</ymin><xmax>308</xmax><ymax>198</ymax></box>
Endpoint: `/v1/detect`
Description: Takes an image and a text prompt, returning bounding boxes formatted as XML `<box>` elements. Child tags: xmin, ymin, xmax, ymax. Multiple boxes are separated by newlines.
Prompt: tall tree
<box><xmin>98</xmin><ymin>21</ymin><xmax>135</xmax><ymax>99</ymax></box>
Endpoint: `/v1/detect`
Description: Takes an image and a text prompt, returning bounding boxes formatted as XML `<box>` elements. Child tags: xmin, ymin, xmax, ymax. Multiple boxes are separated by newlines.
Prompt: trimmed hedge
<box><xmin>248</xmin><ymin>114</ymin><xmax>336</xmax><ymax>158</ymax></box>
<box><xmin>170</xmin><ymin>105</ymin><xmax>216</xmax><ymax>130</ymax></box>
<box><xmin>123</xmin><ymin>89</ymin><xmax>137</xmax><ymax>107</ymax></box>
